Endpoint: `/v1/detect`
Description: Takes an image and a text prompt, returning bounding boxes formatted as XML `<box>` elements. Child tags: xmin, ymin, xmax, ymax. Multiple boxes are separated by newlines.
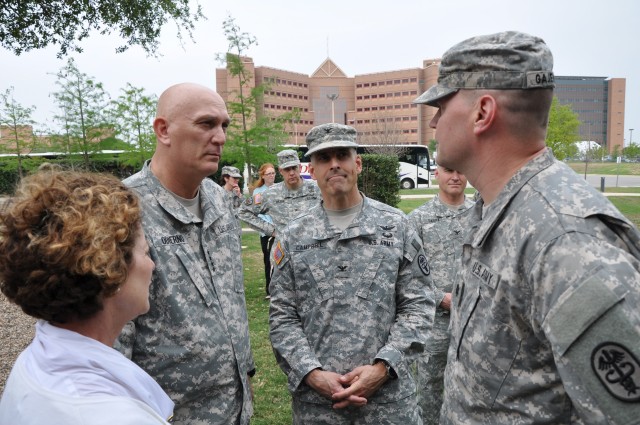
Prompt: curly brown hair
<box><xmin>0</xmin><ymin>169</ymin><xmax>141</xmax><ymax>324</ymax></box>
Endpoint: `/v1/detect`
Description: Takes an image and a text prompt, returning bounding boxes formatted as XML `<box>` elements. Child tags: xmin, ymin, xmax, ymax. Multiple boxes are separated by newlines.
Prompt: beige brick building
<box><xmin>217</xmin><ymin>57</ymin><xmax>626</xmax><ymax>153</ymax></box>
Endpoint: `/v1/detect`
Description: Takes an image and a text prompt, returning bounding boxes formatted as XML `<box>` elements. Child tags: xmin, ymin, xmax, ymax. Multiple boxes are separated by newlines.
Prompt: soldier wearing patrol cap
<box><xmin>220</xmin><ymin>165</ymin><xmax>244</xmax><ymax>210</ymax></box>
<box><xmin>116</xmin><ymin>83</ymin><xmax>254</xmax><ymax>424</ymax></box>
<box><xmin>415</xmin><ymin>31</ymin><xmax>640</xmax><ymax>424</ymax></box>
<box><xmin>238</xmin><ymin>149</ymin><xmax>320</xmax><ymax>258</ymax></box>
<box><xmin>269</xmin><ymin>123</ymin><xmax>436</xmax><ymax>424</ymax></box>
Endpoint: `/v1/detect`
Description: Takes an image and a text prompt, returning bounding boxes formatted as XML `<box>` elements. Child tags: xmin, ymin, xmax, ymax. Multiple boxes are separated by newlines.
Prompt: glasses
<box><xmin>263</xmin><ymin>172</ymin><xmax>276</xmax><ymax>176</ymax></box>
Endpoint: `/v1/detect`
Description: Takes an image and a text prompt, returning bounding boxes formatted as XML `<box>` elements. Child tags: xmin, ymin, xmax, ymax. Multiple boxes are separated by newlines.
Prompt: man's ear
<box><xmin>309</xmin><ymin>163</ymin><xmax>317</xmax><ymax>181</ymax></box>
<box><xmin>355</xmin><ymin>154</ymin><xmax>363</xmax><ymax>174</ymax></box>
<box><xmin>473</xmin><ymin>94</ymin><xmax>497</xmax><ymax>136</ymax></box>
<box><xmin>153</xmin><ymin>117</ymin><xmax>170</xmax><ymax>147</ymax></box>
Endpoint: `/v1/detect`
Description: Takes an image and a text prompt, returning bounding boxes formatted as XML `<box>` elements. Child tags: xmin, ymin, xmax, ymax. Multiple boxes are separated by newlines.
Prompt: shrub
<box><xmin>358</xmin><ymin>154</ymin><xmax>401</xmax><ymax>207</ymax></box>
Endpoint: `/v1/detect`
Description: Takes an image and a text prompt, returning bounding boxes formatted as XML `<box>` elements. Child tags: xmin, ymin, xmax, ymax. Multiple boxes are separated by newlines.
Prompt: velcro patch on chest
<box><xmin>470</xmin><ymin>260</ymin><xmax>499</xmax><ymax>289</ymax></box>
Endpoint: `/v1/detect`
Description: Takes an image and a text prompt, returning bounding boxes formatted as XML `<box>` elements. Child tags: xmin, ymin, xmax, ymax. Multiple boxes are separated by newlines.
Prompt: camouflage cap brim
<box><xmin>279</xmin><ymin>159</ymin><xmax>300</xmax><ymax>169</ymax></box>
<box><xmin>305</xmin><ymin>140</ymin><xmax>359</xmax><ymax>157</ymax></box>
<box><xmin>413</xmin><ymin>85</ymin><xmax>459</xmax><ymax>106</ymax></box>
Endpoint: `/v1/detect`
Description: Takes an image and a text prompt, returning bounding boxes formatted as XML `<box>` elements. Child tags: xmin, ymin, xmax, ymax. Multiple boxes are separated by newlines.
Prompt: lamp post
<box><xmin>327</xmin><ymin>94</ymin><xmax>339</xmax><ymax>123</ymax></box>
<box><xmin>630</xmin><ymin>128</ymin><xmax>634</xmax><ymax>145</ymax></box>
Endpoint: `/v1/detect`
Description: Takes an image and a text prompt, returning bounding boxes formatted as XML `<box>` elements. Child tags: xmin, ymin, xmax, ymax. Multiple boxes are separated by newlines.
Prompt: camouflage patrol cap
<box><xmin>277</xmin><ymin>149</ymin><xmax>301</xmax><ymax>169</ymax></box>
<box><xmin>414</xmin><ymin>31</ymin><xmax>555</xmax><ymax>107</ymax></box>
<box><xmin>221</xmin><ymin>165</ymin><xmax>242</xmax><ymax>178</ymax></box>
<box><xmin>305</xmin><ymin>123</ymin><xmax>358</xmax><ymax>157</ymax></box>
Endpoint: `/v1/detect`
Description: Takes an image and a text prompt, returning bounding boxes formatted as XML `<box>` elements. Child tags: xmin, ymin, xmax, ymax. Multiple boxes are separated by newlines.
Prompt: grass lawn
<box><xmin>566</xmin><ymin>161</ymin><xmax>640</xmax><ymax>176</ymax></box>
<box><xmin>244</xmin><ymin>191</ymin><xmax>640</xmax><ymax>423</ymax></box>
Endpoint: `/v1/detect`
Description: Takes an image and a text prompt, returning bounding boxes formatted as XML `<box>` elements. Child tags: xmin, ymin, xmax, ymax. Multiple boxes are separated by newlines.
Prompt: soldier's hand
<box><xmin>440</xmin><ymin>292</ymin><xmax>452</xmax><ymax>310</ymax></box>
<box><xmin>304</xmin><ymin>369</ymin><xmax>350</xmax><ymax>402</ymax></box>
<box><xmin>331</xmin><ymin>363</ymin><xmax>388</xmax><ymax>408</ymax></box>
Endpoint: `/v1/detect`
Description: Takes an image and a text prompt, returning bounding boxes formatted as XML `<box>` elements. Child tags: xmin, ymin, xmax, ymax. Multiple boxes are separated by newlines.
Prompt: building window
<box><xmin>356</xmin><ymin>84</ymin><xmax>362</xmax><ymax>88</ymax></box>
<box><xmin>402</xmin><ymin>78</ymin><xmax>409</xmax><ymax>83</ymax></box>
<box><xmin>410</xmin><ymin>77</ymin><xmax>417</xmax><ymax>83</ymax></box>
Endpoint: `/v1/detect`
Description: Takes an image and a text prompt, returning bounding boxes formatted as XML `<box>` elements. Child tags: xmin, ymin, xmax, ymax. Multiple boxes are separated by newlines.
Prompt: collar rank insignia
<box><xmin>592</xmin><ymin>342</ymin><xmax>640</xmax><ymax>402</ymax></box>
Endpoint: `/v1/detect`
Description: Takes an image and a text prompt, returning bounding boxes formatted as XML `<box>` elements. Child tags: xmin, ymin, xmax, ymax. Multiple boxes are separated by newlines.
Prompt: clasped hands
<box><xmin>304</xmin><ymin>362</ymin><xmax>389</xmax><ymax>409</ymax></box>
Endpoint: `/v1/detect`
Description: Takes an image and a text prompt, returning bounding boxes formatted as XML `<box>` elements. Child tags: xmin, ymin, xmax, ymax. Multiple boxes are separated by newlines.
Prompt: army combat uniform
<box><xmin>441</xmin><ymin>150</ymin><xmax>640</xmax><ymax>424</ymax></box>
<box><xmin>269</xmin><ymin>195</ymin><xmax>436</xmax><ymax>424</ymax></box>
<box><xmin>225</xmin><ymin>189</ymin><xmax>243</xmax><ymax>210</ymax></box>
<box><xmin>408</xmin><ymin>195</ymin><xmax>474</xmax><ymax>424</ymax></box>
<box><xmin>238</xmin><ymin>179</ymin><xmax>320</xmax><ymax>237</ymax></box>
<box><xmin>117</xmin><ymin>162</ymin><xmax>255</xmax><ymax>425</ymax></box>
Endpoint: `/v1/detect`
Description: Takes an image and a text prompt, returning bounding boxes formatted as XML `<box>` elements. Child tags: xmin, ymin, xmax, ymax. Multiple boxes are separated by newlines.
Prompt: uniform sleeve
<box><xmin>114</xmin><ymin>321</ymin><xmax>136</xmax><ymax>359</ymax></box>
<box><xmin>238</xmin><ymin>193</ymin><xmax>276</xmax><ymax>235</ymax></box>
<box><xmin>268</xmin><ymin>237</ymin><xmax>323</xmax><ymax>393</ymax></box>
<box><xmin>376</xmin><ymin>225</ymin><xmax>436</xmax><ymax>372</ymax></box>
<box><xmin>407</xmin><ymin>209</ymin><xmax>446</xmax><ymax>308</ymax></box>
<box><xmin>532</xmin><ymin>232</ymin><xmax>640</xmax><ymax>424</ymax></box>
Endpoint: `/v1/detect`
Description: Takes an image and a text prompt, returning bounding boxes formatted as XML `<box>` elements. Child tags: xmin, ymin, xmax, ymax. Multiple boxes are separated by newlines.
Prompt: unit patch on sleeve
<box><xmin>591</xmin><ymin>342</ymin><xmax>640</xmax><ymax>402</ymax></box>
<box><xmin>417</xmin><ymin>254</ymin><xmax>430</xmax><ymax>276</ymax></box>
<box><xmin>254</xmin><ymin>193</ymin><xmax>262</xmax><ymax>205</ymax></box>
<box><xmin>273</xmin><ymin>241</ymin><xmax>285</xmax><ymax>265</ymax></box>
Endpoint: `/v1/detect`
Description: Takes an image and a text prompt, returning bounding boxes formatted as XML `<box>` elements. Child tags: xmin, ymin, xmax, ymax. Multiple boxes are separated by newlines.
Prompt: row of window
<box><xmin>354</xmin><ymin>116</ymin><xmax>418</xmax><ymax>124</ymax></box>
<box><xmin>356</xmin><ymin>90</ymin><xmax>418</xmax><ymax>100</ymax></box>
<box><xmin>356</xmin><ymin>77</ymin><xmax>418</xmax><ymax>88</ymax></box>
<box><xmin>356</xmin><ymin>103</ymin><xmax>417</xmax><ymax>112</ymax></box>
<box><xmin>263</xmin><ymin>77</ymin><xmax>309</xmax><ymax>88</ymax></box>
<box><xmin>556</xmin><ymin>87</ymin><xmax>604</xmax><ymax>92</ymax></box>
<box><xmin>264</xmin><ymin>104</ymin><xmax>309</xmax><ymax>112</ymax></box>
<box><xmin>560</xmin><ymin>98</ymin><xmax>604</xmax><ymax>103</ymax></box>
<box><xmin>266</xmin><ymin>91</ymin><xmax>309</xmax><ymax>100</ymax></box>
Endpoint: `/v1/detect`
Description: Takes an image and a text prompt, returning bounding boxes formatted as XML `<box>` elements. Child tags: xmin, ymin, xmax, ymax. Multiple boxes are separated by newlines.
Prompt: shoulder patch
<box><xmin>253</xmin><ymin>193</ymin><xmax>262</xmax><ymax>205</ymax></box>
<box><xmin>417</xmin><ymin>254</ymin><xmax>430</xmax><ymax>276</ymax></box>
<box><xmin>592</xmin><ymin>342</ymin><xmax>640</xmax><ymax>402</ymax></box>
<box><xmin>273</xmin><ymin>241</ymin><xmax>285</xmax><ymax>265</ymax></box>
<box><xmin>244</xmin><ymin>197</ymin><xmax>253</xmax><ymax>206</ymax></box>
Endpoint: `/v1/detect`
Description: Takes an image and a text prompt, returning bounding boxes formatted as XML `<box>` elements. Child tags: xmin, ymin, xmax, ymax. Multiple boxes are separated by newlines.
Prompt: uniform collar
<box><xmin>142</xmin><ymin>160</ymin><xmax>227</xmax><ymax>227</ymax></box>
<box><xmin>470</xmin><ymin>149</ymin><xmax>555</xmax><ymax>248</ymax></box>
<box><xmin>311</xmin><ymin>192</ymin><xmax>377</xmax><ymax>241</ymax></box>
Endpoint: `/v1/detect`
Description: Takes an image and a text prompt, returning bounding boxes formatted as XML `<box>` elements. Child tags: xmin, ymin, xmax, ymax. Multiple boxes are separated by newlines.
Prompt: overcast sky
<box><xmin>1</xmin><ymin>0</ymin><xmax>638</xmax><ymax>144</ymax></box>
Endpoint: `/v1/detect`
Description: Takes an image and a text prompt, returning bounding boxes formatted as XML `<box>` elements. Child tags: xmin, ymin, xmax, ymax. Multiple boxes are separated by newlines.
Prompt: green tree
<box><xmin>623</xmin><ymin>143</ymin><xmax>640</xmax><ymax>160</ymax></box>
<box><xmin>216</xmin><ymin>15</ymin><xmax>298</xmax><ymax>177</ymax></box>
<box><xmin>545</xmin><ymin>97</ymin><xmax>580</xmax><ymax>160</ymax></box>
<box><xmin>51</xmin><ymin>58</ymin><xmax>112</xmax><ymax>168</ymax></box>
<box><xmin>1</xmin><ymin>1</ymin><xmax>204</xmax><ymax>58</ymax></box>
<box><xmin>109</xmin><ymin>83</ymin><xmax>157</xmax><ymax>165</ymax></box>
<box><xmin>0</xmin><ymin>87</ymin><xmax>38</xmax><ymax>178</ymax></box>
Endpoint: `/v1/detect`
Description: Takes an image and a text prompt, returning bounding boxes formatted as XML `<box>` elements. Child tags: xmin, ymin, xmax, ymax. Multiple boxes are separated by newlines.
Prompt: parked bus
<box><xmin>284</xmin><ymin>144</ymin><xmax>434</xmax><ymax>189</ymax></box>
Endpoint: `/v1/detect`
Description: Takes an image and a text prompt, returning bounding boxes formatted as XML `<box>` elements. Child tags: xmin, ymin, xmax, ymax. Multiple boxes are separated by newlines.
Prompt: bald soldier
<box><xmin>415</xmin><ymin>31</ymin><xmax>640</xmax><ymax>424</ymax></box>
<box><xmin>116</xmin><ymin>83</ymin><xmax>255</xmax><ymax>425</ymax></box>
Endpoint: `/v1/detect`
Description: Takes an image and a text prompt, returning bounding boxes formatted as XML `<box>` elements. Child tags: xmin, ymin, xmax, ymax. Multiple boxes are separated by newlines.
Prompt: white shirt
<box><xmin>0</xmin><ymin>321</ymin><xmax>174</xmax><ymax>424</ymax></box>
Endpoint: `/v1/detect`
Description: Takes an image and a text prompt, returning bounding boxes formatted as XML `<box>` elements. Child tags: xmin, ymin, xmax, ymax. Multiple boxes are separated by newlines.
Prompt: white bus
<box><xmin>284</xmin><ymin>144</ymin><xmax>434</xmax><ymax>189</ymax></box>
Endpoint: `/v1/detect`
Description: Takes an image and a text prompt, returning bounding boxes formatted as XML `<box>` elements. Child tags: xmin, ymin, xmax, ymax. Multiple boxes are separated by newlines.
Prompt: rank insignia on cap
<box><xmin>273</xmin><ymin>241</ymin><xmax>285</xmax><ymax>265</ymax></box>
<box><xmin>592</xmin><ymin>342</ymin><xmax>640</xmax><ymax>402</ymax></box>
<box><xmin>254</xmin><ymin>193</ymin><xmax>262</xmax><ymax>205</ymax></box>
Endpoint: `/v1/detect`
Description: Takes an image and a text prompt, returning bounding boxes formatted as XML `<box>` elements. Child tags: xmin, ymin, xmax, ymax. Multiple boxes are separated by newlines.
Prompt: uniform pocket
<box><xmin>453</xmin><ymin>283</ymin><xmax>521</xmax><ymax>407</ymax></box>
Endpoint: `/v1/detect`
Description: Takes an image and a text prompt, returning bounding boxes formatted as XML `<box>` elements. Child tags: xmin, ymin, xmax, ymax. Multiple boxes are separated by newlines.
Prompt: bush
<box><xmin>358</xmin><ymin>154</ymin><xmax>401</xmax><ymax>207</ymax></box>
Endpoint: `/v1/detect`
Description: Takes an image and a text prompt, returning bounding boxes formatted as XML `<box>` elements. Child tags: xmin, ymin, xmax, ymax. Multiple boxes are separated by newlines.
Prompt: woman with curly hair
<box><xmin>0</xmin><ymin>168</ymin><xmax>174</xmax><ymax>424</ymax></box>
